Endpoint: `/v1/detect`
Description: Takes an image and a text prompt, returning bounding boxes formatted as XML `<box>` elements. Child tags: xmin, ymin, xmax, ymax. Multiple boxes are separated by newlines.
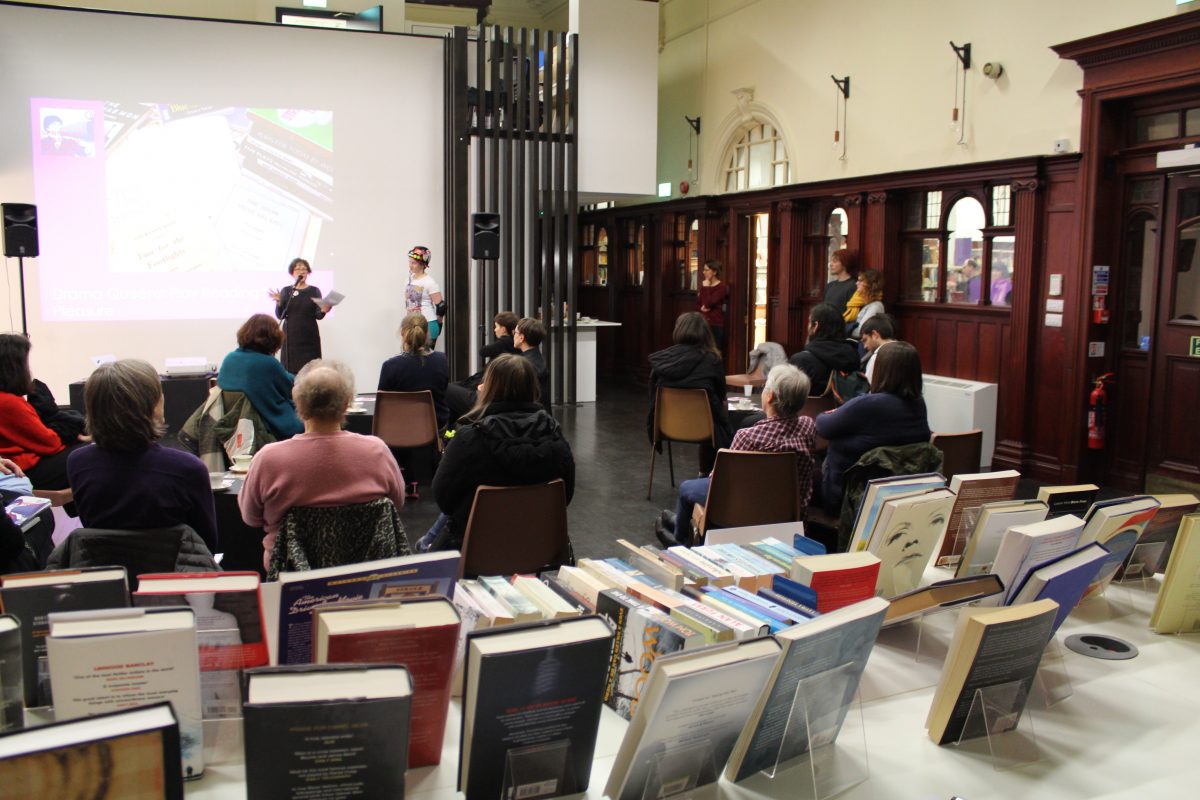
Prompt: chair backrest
<box><xmin>702</xmin><ymin>450</ymin><xmax>800</xmax><ymax>535</ymax></box>
<box><xmin>653</xmin><ymin>386</ymin><xmax>715</xmax><ymax>445</ymax></box>
<box><xmin>46</xmin><ymin>524</ymin><xmax>218</xmax><ymax>589</ymax></box>
<box><xmin>460</xmin><ymin>480</ymin><xmax>571</xmax><ymax>579</ymax></box>
<box><xmin>931</xmin><ymin>430</ymin><xmax>983</xmax><ymax>481</ymax></box>
<box><xmin>269</xmin><ymin>498</ymin><xmax>408</xmax><ymax>581</ymax></box>
<box><xmin>373</xmin><ymin>390</ymin><xmax>443</xmax><ymax>451</ymax></box>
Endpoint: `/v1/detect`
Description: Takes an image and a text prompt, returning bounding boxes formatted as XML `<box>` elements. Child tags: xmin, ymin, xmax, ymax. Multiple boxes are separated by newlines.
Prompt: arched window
<box><xmin>722</xmin><ymin>122</ymin><xmax>790</xmax><ymax>193</ymax></box>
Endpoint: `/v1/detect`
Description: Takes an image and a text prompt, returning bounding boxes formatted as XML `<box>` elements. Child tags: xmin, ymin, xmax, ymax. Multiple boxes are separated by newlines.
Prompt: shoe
<box><xmin>654</xmin><ymin>518</ymin><xmax>677</xmax><ymax>549</ymax></box>
<box><xmin>659</xmin><ymin>509</ymin><xmax>677</xmax><ymax>533</ymax></box>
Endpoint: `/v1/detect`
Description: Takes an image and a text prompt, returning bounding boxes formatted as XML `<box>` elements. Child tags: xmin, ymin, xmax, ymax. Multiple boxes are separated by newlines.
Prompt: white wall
<box><xmin>649</xmin><ymin>0</ymin><xmax>1180</xmax><ymax>203</ymax></box>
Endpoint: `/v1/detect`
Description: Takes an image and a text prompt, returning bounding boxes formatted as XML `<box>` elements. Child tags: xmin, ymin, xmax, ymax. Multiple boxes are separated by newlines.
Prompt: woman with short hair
<box><xmin>814</xmin><ymin>341</ymin><xmax>932</xmax><ymax>514</ymax></box>
<box><xmin>378</xmin><ymin>313</ymin><xmax>450</xmax><ymax>428</ymax></box>
<box><xmin>216</xmin><ymin>313</ymin><xmax>304</xmax><ymax>438</ymax></box>
<box><xmin>67</xmin><ymin>359</ymin><xmax>219</xmax><ymax>550</ymax></box>
<box><xmin>270</xmin><ymin>257</ymin><xmax>326</xmax><ymax>373</ymax></box>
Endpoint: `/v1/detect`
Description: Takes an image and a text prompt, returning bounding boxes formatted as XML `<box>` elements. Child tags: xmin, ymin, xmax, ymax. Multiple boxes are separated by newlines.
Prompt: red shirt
<box><xmin>696</xmin><ymin>281</ymin><xmax>730</xmax><ymax>328</ymax></box>
<box><xmin>730</xmin><ymin>414</ymin><xmax>819</xmax><ymax>511</ymax></box>
<box><xmin>0</xmin><ymin>392</ymin><xmax>65</xmax><ymax>471</ymax></box>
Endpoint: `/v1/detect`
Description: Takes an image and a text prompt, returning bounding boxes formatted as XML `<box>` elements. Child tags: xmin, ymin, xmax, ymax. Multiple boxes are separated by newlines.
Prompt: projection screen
<box><xmin>0</xmin><ymin>3</ymin><xmax>445</xmax><ymax>396</ymax></box>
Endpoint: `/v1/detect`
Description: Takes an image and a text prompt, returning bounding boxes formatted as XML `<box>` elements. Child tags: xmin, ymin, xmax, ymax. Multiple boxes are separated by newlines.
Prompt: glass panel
<box><xmin>946</xmin><ymin>197</ymin><xmax>986</xmax><ymax>304</ymax></box>
<box><xmin>1130</xmin><ymin>178</ymin><xmax>1159</xmax><ymax>206</ymax></box>
<box><xmin>826</xmin><ymin>207</ymin><xmax>848</xmax><ymax>280</ymax></box>
<box><xmin>628</xmin><ymin>224</ymin><xmax>645</xmax><ymax>287</ymax></box>
<box><xmin>748</xmin><ymin>141</ymin><xmax>773</xmax><ymax>188</ymax></box>
<box><xmin>596</xmin><ymin>228</ymin><xmax>609</xmax><ymax>287</ymax></box>
<box><xmin>991</xmin><ymin>185</ymin><xmax>1011</xmax><ymax>227</ymax></box>
<box><xmin>1173</xmin><ymin>216</ymin><xmax>1200</xmax><ymax>322</ymax></box>
<box><xmin>581</xmin><ymin>247</ymin><xmax>596</xmax><ymax>286</ymax></box>
<box><xmin>687</xmin><ymin>219</ymin><xmax>700</xmax><ymax>291</ymax></box>
<box><xmin>990</xmin><ymin>235</ymin><xmax>1015</xmax><ymax>306</ymax></box>
<box><xmin>1186</xmin><ymin>108</ymin><xmax>1200</xmax><ymax>137</ymax></box>
<box><xmin>752</xmin><ymin>213</ymin><xmax>770</xmax><ymax>348</ymax></box>
<box><xmin>1135</xmin><ymin>112</ymin><xmax>1179</xmax><ymax>142</ymax></box>
<box><xmin>903</xmin><ymin>193</ymin><xmax>923</xmax><ymax>230</ymax></box>
<box><xmin>1120</xmin><ymin>214</ymin><xmax>1157</xmax><ymax>349</ymax></box>
<box><xmin>902</xmin><ymin>237</ymin><xmax>941</xmax><ymax>302</ymax></box>
<box><xmin>925</xmin><ymin>191</ymin><xmax>942</xmax><ymax>229</ymax></box>
<box><xmin>774</xmin><ymin>162</ymin><xmax>787</xmax><ymax>185</ymax></box>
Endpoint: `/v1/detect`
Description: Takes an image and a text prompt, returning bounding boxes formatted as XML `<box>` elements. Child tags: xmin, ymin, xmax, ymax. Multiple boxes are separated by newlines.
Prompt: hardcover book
<box><xmin>790</xmin><ymin>552</ymin><xmax>881</xmax><ymax>612</ymax></box>
<box><xmin>883</xmin><ymin>574</ymin><xmax>1005</xmax><ymax>627</ymax></box>
<box><xmin>604</xmin><ymin>637</ymin><xmax>782</xmax><ymax>800</ymax></box>
<box><xmin>0</xmin><ymin>566</ymin><xmax>129</xmax><ymax>707</ymax></box>
<box><xmin>725</xmin><ymin>597</ymin><xmax>889</xmax><ymax>781</ymax></box>
<box><xmin>459</xmin><ymin>616</ymin><xmax>614</xmax><ymax>800</ymax></box>
<box><xmin>0</xmin><ymin>702</ymin><xmax>182</xmax><ymax>799</ymax></box>
<box><xmin>262</xmin><ymin>551</ymin><xmax>459</xmax><ymax>665</ymax></box>
<box><xmin>0</xmin><ymin>614</ymin><xmax>22</xmax><ymax>731</ymax></box>
<box><xmin>133</xmin><ymin>571</ymin><xmax>268</xmax><ymax>719</ymax></box>
<box><xmin>1036</xmin><ymin>483</ymin><xmax>1099</xmax><ymax>519</ymax></box>
<box><xmin>1150</xmin><ymin>514</ymin><xmax>1200</xmax><ymax>634</ymax></box>
<box><xmin>865</xmin><ymin>488</ymin><xmax>956</xmax><ymax>596</ymax></box>
<box><xmin>313</xmin><ymin>596</ymin><xmax>460</xmax><ymax>768</ymax></box>
<box><xmin>926</xmin><ymin>598</ymin><xmax>1058</xmax><ymax>745</ymax></box>
<box><xmin>243</xmin><ymin>665</ymin><xmax>412</xmax><ymax>800</ymax></box>
<box><xmin>1076</xmin><ymin>495</ymin><xmax>1160</xmax><ymax>599</ymax></box>
<box><xmin>1119</xmin><ymin>493</ymin><xmax>1198</xmax><ymax>577</ymax></box>
<box><xmin>1008</xmin><ymin>543</ymin><xmax>1109</xmax><ymax>633</ymax></box>
<box><xmin>990</xmin><ymin>514</ymin><xmax>1085</xmax><ymax>605</ymax></box>
<box><xmin>47</xmin><ymin>607</ymin><xmax>204</xmax><ymax>779</ymax></box>
<box><xmin>954</xmin><ymin>500</ymin><xmax>1049</xmax><ymax>578</ymax></box>
<box><xmin>936</xmin><ymin>470</ymin><xmax>1022</xmax><ymax>563</ymax></box>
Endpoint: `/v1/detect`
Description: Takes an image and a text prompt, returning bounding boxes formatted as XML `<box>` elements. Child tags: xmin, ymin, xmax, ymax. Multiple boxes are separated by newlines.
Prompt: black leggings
<box><xmin>24</xmin><ymin>445</ymin><xmax>83</xmax><ymax>491</ymax></box>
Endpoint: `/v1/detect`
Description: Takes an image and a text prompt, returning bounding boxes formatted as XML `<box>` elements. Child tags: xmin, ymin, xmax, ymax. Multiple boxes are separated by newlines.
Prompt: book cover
<box><xmin>926</xmin><ymin>599</ymin><xmax>1058</xmax><ymax>745</ymax></box>
<box><xmin>511</xmin><ymin>575</ymin><xmax>582</xmax><ymax>619</ymax></box>
<box><xmin>883</xmin><ymin>574</ymin><xmax>1005</xmax><ymax>627</ymax></box>
<box><xmin>0</xmin><ymin>567</ymin><xmax>129</xmax><ymax>707</ymax></box>
<box><xmin>555</xmin><ymin>565</ymin><xmax>609</xmax><ymax>606</ymax></box>
<box><xmin>133</xmin><ymin>572</ymin><xmax>267</xmax><ymax>719</ymax></box>
<box><xmin>1150</xmin><ymin>514</ymin><xmax>1200</xmax><ymax>634</ymax></box>
<box><xmin>990</xmin><ymin>514</ymin><xmax>1085</xmax><ymax>605</ymax></box>
<box><xmin>595</xmin><ymin>589</ymin><xmax>645</xmax><ymax>713</ymax></box>
<box><xmin>769</xmin><ymin>575</ymin><xmax>820</xmax><ymax>610</ymax></box>
<box><xmin>4</xmin><ymin>495</ymin><xmax>50</xmax><ymax>531</ymax></box>
<box><xmin>0</xmin><ymin>614</ymin><xmax>22</xmax><ymax>731</ymax></box>
<box><xmin>725</xmin><ymin>597</ymin><xmax>889</xmax><ymax>781</ymax></box>
<box><xmin>691</xmin><ymin>587</ymin><xmax>786</xmax><ymax>634</ymax></box>
<box><xmin>267</xmin><ymin>552</ymin><xmax>459</xmax><ymax>665</ymax></box>
<box><xmin>459</xmin><ymin>616</ymin><xmax>614</xmax><ymax>800</ymax></box>
<box><xmin>541</xmin><ymin>573</ymin><xmax>594</xmax><ymax>612</ymax></box>
<box><xmin>866</xmin><ymin>488</ymin><xmax>956</xmax><ymax>596</ymax></box>
<box><xmin>478</xmin><ymin>575</ymin><xmax>542</xmax><ymax>622</ymax></box>
<box><xmin>1076</xmin><ymin>495</ymin><xmax>1160</xmax><ymax>599</ymax></box>
<box><xmin>848</xmin><ymin>473</ymin><xmax>946</xmax><ymax>552</ymax></box>
<box><xmin>954</xmin><ymin>500</ymin><xmax>1049</xmax><ymax>578</ymax></box>
<box><xmin>671</xmin><ymin>595</ymin><xmax>765</xmax><ymax>640</ymax></box>
<box><xmin>757</xmin><ymin>587</ymin><xmax>820</xmax><ymax>620</ymax></box>
<box><xmin>937</xmin><ymin>470</ymin><xmax>1021</xmax><ymax>563</ymax></box>
<box><xmin>0</xmin><ymin>702</ymin><xmax>182</xmax><ymax>799</ymax></box>
<box><xmin>616</xmin><ymin>540</ymin><xmax>687</xmax><ymax>591</ymax></box>
<box><xmin>243</xmin><ymin>665</ymin><xmax>412</xmax><ymax>800</ymax></box>
<box><xmin>712</xmin><ymin>544</ymin><xmax>788</xmax><ymax>579</ymax></box>
<box><xmin>456</xmin><ymin>579</ymin><xmax>514</xmax><ymax>625</ymax></box>
<box><xmin>609</xmin><ymin>604</ymin><xmax>696</xmax><ymax>720</ymax></box>
<box><xmin>1036</xmin><ymin>483</ymin><xmax>1099</xmax><ymax>519</ymax></box>
<box><xmin>1119</xmin><ymin>493</ymin><xmax>1198</xmax><ymax>577</ymax></box>
<box><xmin>1008</xmin><ymin>542</ymin><xmax>1109</xmax><ymax>633</ymax></box>
<box><xmin>790</xmin><ymin>553</ymin><xmax>881</xmax><ymax>613</ymax></box>
<box><xmin>604</xmin><ymin>638</ymin><xmax>782</xmax><ymax>800</ymax></box>
<box><xmin>670</xmin><ymin>604</ymin><xmax>736</xmax><ymax>644</ymax></box>
<box><xmin>791</xmin><ymin>534</ymin><xmax>827</xmax><ymax>556</ymax></box>
<box><xmin>723</xmin><ymin>585</ymin><xmax>811</xmax><ymax>624</ymax></box>
<box><xmin>314</xmin><ymin>596</ymin><xmax>460</xmax><ymax>768</ymax></box>
<box><xmin>47</xmin><ymin>607</ymin><xmax>204</xmax><ymax>779</ymax></box>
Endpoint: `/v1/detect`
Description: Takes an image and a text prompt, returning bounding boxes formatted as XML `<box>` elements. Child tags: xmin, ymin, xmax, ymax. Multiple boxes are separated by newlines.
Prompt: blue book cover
<box><xmin>1008</xmin><ymin>542</ymin><xmax>1109</xmax><ymax>633</ymax></box>
<box><xmin>792</xmin><ymin>534</ymin><xmax>827</xmax><ymax>556</ymax></box>
<box><xmin>699</xmin><ymin>587</ymin><xmax>787</xmax><ymax>634</ymax></box>
<box><xmin>757</xmin><ymin>587</ymin><xmax>819</xmax><ymax>619</ymax></box>
<box><xmin>771</xmin><ymin>575</ymin><xmax>819</xmax><ymax>609</ymax></box>
<box><xmin>849</xmin><ymin>473</ymin><xmax>945</xmax><ymax>552</ymax></box>
<box><xmin>724</xmin><ymin>585</ymin><xmax>809</xmax><ymax>624</ymax></box>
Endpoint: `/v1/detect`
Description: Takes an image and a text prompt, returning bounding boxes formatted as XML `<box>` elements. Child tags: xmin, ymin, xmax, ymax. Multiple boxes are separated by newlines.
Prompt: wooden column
<box><xmin>843</xmin><ymin>193</ymin><xmax>865</xmax><ymax>257</ymax></box>
<box><xmin>865</xmin><ymin>190</ymin><xmax>890</xmax><ymax>272</ymax></box>
<box><xmin>772</xmin><ymin>200</ymin><xmax>802</xmax><ymax>348</ymax></box>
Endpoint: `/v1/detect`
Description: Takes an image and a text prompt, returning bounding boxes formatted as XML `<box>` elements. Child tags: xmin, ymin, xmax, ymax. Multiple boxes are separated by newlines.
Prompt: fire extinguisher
<box><xmin>1088</xmin><ymin>373</ymin><xmax>1114</xmax><ymax>450</ymax></box>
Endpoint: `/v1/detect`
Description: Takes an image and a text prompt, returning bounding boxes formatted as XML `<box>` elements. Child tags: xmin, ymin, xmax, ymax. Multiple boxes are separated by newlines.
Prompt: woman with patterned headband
<box><xmin>405</xmin><ymin>245</ymin><xmax>445</xmax><ymax>349</ymax></box>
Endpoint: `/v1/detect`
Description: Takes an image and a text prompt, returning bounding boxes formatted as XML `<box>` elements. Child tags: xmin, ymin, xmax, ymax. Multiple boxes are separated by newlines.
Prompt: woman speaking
<box><xmin>269</xmin><ymin>257</ymin><xmax>327</xmax><ymax>373</ymax></box>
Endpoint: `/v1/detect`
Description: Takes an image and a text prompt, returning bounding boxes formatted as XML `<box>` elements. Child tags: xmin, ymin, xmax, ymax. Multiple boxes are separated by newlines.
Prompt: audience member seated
<box><xmin>240</xmin><ymin>360</ymin><xmax>404</xmax><ymax>569</ymax></box>
<box><xmin>0</xmin><ymin>456</ymin><xmax>48</xmax><ymax>573</ymax></box>
<box><xmin>452</xmin><ymin>311</ymin><xmax>520</xmax><ymax>395</ymax></box>
<box><xmin>378</xmin><ymin>313</ymin><xmax>450</xmax><ymax>428</ymax></box>
<box><xmin>647</xmin><ymin>312</ymin><xmax>732</xmax><ymax>474</ymax></box>
<box><xmin>417</xmin><ymin>355</ymin><xmax>574</xmax><ymax>553</ymax></box>
<box><xmin>846</xmin><ymin>268</ymin><xmax>885</xmax><ymax>337</ymax></box>
<box><xmin>656</xmin><ymin>364</ymin><xmax>818</xmax><ymax>546</ymax></box>
<box><xmin>814</xmin><ymin>341</ymin><xmax>931</xmax><ymax>515</ymax></box>
<box><xmin>514</xmin><ymin>318</ymin><xmax>551</xmax><ymax>411</ymax></box>
<box><xmin>789</xmin><ymin>303</ymin><xmax>861</xmax><ymax>393</ymax></box>
<box><xmin>67</xmin><ymin>359</ymin><xmax>219</xmax><ymax>552</ymax></box>
<box><xmin>216</xmin><ymin>314</ymin><xmax>304</xmax><ymax>439</ymax></box>
<box><xmin>0</xmin><ymin>332</ymin><xmax>88</xmax><ymax>491</ymax></box>
<box><xmin>859</xmin><ymin>313</ymin><xmax>897</xmax><ymax>384</ymax></box>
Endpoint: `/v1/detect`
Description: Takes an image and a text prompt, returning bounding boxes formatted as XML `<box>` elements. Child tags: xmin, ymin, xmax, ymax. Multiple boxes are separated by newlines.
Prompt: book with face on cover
<box><xmin>866</xmin><ymin>488</ymin><xmax>957</xmax><ymax>596</ymax></box>
<box><xmin>1150</xmin><ymin>514</ymin><xmax>1200</xmax><ymax>634</ymax></box>
<box><xmin>848</xmin><ymin>473</ymin><xmax>946</xmax><ymax>553</ymax></box>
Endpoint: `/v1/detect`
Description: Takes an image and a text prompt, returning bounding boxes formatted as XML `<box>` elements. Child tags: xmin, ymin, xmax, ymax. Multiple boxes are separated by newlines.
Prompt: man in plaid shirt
<box><xmin>656</xmin><ymin>363</ymin><xmax>818</xmax><ymax>546</ymax></box>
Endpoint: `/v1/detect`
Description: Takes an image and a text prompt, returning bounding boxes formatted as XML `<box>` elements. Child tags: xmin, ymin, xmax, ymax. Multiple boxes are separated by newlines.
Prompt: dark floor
<box><xmin>397</xmin><ymin>379</ymin><xmax>682</xmax><ymax>560</ymax></box>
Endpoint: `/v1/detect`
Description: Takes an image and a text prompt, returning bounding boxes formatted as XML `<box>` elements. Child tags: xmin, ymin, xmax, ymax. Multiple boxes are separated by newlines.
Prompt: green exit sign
<box><xmin>1192</xmin><ymin>336</ymin><xmax>1200</xmax><ymax>357</ymax></box>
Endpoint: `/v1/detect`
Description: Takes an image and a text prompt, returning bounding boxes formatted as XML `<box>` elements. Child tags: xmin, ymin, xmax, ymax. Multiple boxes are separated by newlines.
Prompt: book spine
<box><xmin>757</xmin><ymin>588</ymin><xmax>818</xmax><ymax>619</ymax></box>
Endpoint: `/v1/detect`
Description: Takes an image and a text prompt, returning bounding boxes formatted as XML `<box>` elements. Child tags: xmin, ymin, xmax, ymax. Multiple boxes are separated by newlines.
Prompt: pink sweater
<box><xmin>238</xmin><ymin>431</ymin><xmax>405</xmax><ymax>567</ymax></box>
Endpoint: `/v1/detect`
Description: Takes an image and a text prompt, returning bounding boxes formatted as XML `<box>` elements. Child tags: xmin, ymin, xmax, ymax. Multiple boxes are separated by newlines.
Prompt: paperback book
<box><xmin>954</xmin><ymin>500</ymin><xmax>1049</xmax><ymax>578</ymax></box>
<box><xmin>936</xmin><ymin>470</ymin><xmax>1021</xmax><ymax>564</ymax></box>
<box><xmin>1150</xmin><ymin>514</ymin><xmax>1200</xmax><ymax>634</ymax></box>
<box><xmin>990</xmin><ymin>514</ymin><xmax>1085</xmax><ymax>605</ymax></box>
<box><xmin>882</xmin><ymin>574</ymin><xmax>1005</xmax><ymax>627</ymax></box>
<box><xmin>1008</xmin><ymin>542</ymin><xmax>1109</xmax><ymax>633</ymax></box>
<box><xmin>848</xmin><ymin>473</ymin><xmax>946</xmax><ymax>552</ymax></box>
<box><xmin>1036</xmin><ymin>483</ymin><xmax>1099</xmax><ymax>519</ymax></box>
<box><xmin>3</xmin><ymin>495</ymin><xmax>50</xmax><ymax>532</ymax></box>
<box><xmin>865</xmin><ymin>488</ymin><xmax>956</xmax><ymax>596</ymax></box>
<box><xmin>1076</xmin><ymin>495</ymin><xmax>1160</xmax><ymax>599</ymax></box>
<box><xmin>1119</xmin><ymin>493</ymin><xmax>1199</xmax><ymax>577</ymax></box>
<box><xmin>0</xmin><ymin>614</ymin><xmax>22</xmax><ymax>731</ymax></box>
<box><xmin>790</xmin><ymin>552</ymin><xmax>881</xmax><ymax>612</ymax></box>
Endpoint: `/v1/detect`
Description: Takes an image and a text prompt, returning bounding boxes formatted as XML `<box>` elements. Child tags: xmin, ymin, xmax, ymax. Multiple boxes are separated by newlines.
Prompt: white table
<box><xmin>567</xmin><ymin>319</ymin><xmax>621</xmax><ymax>403</ymax></box>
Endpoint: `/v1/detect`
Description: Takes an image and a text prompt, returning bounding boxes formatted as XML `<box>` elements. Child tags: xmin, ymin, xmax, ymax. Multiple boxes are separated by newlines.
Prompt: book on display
<box><xmin>1118</xmin><ymin>493</ymin><xmax>1198</xmax><ymax>577</ymax></box>
<box><xmin>790</xmin><ymin>552</ymin><xmax>881</xmax><ymax>612</ymax></box>
<box><xmin>848</xmin><ymin>473</ymin><xmax>946</xmax><ymax>552</ymax></box>
<box><xmin>882</xmin><ymin>574</ymin><xmax>1005</xmax><ymax>627</ymax></box>
<box><xmin>1036</xmin><ymin>483</ymin><xmax>1099</xmax><ymax>519</ymax></box>
<box><xmin>605</xmin><ymin>601</ymin><xmax>704</xmax><ymax>721</ymax></box>
<box><xmin>1075</xmin><ymin>495</ymin><xmax>1160</xmax><ymax>599</ymax></box>
<box><xmin>511</xmin><ymin>574</ymin><xmax>582</xmax><ymax>619</ymax></box>
<box><xmin>990</xmin><ymin>514</ymin><xmax>1085</xmax><ymax>605</ymax></box>
<box><xmin>865</xmin><ymin>488</ymin><xmax>956</xmax><ymax>596</ymax></box>
<box><xmin>1007</xmin><ymin>543</ymin><xmax>1109</xmax><ymax>633</ymax></box>
<box><xmin>243</xmin><ymin>665</ymin><xmax>412</xmax><ymax>800</ymax></box>
<box><xmin>1150</xmin><ymin>514</ymin><xmax>1200</xmax><ymax>634</ymax></box>
<box><xmin>954</xmin><ymin>500</ymin><xmax>1049</xmax><ymax>578</ymax></box>
<box><xmin>0</xmin><ymin>614</ymin><xmax>22</xmax><ymax>731</ymax></box>
<box><xmin>451</xmin><ymin>583</ymin><xmax>493</xmax><ymax>697</ymax></box>
<box><xmin>936</xmin><ymin>470</ymin><xmax>1022</xmax><ymax>564</ymax></box>
<box><xmin>478</xmin><ymin>575</ymin><xmax>541</xmax><ymax>623</ymax></box>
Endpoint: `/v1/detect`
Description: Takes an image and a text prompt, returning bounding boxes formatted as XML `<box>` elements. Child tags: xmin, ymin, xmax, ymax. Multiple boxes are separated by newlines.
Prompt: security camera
<box><xmin>982</xmin><ymin>62</ymin><xmax>1004</xmax><ymax>79</ymax></box>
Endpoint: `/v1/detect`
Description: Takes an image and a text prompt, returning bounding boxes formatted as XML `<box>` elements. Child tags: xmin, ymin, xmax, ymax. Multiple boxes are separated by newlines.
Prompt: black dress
<box><xmin>275</xmin><ymin>285</ymin><xmax>325</xmax><ymax>373</ymax></box>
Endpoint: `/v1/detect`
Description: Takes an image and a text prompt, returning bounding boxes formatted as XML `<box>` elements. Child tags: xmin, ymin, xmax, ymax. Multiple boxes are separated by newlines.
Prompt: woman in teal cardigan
<box><xmin>217</xmin><ymin>315</ymin><xmax>304</xmax><ymax>439</ymax></box>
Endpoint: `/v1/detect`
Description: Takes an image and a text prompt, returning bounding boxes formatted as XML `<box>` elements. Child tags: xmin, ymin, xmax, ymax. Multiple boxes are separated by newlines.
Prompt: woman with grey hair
<box><xmin>240</xmin><ymin>360</ymin><xmax>405</xmax><ymax>569</ymax></box>
<box><xmin>67</xmin><ymin>358</ymin><xmax>219</xmax><ymax>550</ymax></box>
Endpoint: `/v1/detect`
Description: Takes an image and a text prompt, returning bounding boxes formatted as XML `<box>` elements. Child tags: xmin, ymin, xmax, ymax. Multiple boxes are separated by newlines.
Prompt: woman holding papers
<box><xmin>270</xmin><ymin>257</ymin><xmax>326</xmax><ymax>373</ymax></box>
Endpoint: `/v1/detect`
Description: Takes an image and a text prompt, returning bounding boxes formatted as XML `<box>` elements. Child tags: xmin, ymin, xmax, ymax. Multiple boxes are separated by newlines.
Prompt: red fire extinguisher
<box><xmin>1087</xmin><ymin>373</ymin><xmax>1114</xmax><ymax>450</ymax></box>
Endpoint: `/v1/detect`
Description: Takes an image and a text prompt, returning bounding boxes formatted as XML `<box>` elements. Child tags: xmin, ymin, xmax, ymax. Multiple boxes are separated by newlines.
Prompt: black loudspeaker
<box><xmin>471</xmin><ymin>212</ymin><xmax>500</xmax><ymax>260</ymax></box>
<box><xmin>2</xmin><ymin>204</ymin><xmax>39</xmax><ymax>258</ymax></box>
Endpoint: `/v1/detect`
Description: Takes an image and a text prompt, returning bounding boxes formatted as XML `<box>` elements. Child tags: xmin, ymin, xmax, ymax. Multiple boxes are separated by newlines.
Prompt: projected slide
<box><xmin>31</xmin><ymin>99</ymin><xmax>334</xmax><ymax>321</ymax></box>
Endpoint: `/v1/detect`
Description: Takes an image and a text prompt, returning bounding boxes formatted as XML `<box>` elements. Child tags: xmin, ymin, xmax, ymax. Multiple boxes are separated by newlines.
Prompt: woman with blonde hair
<box><xmin>377</xmin><ymin>313</ymin><xmax>450</xmax><ymax>428</ymax></box>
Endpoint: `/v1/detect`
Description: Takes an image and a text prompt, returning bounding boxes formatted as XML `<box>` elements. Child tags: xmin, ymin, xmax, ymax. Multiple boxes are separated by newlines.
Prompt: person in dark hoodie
<box><xmin>647</xmin><ymin>312</ymin><xmax>732</xmax><ymax>475</ymax></box>
<box><xmin>416</xmin><ymin>354</ymin><xmax>574</xmax><ymax>552</ymax></box>
<box><xmin>788</xmin><ymin>302</ymin><xmax>861</xmax><ymax>394</ymax></box>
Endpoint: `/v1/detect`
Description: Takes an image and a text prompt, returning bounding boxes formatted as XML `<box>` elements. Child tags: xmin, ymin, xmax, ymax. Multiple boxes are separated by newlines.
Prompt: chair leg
<box><xmin>667</xmin><ymin>440</ymin><xmax>675</xmax><ymax>488</ymax></box>
<box><xmin>647</xmin><ymin>444</ymin><xmax>657</xmax><ymax>500</ymax></box>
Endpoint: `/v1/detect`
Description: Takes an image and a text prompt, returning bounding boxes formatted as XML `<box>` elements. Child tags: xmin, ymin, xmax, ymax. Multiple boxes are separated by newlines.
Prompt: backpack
<box><xmin>830</xmin><ymin>369</ymin><xmax>870</xmax><ymax>406</ymax></box>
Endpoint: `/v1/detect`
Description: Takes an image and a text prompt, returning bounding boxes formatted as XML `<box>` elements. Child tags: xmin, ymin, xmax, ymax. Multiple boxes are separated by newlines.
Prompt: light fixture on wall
<box><xmin>950</xmin><ymin>41</ymin><xmax>971</xmax><ymax>146</ymax></box>
<box><xmin>831</xmin><ymin>74</ymin><xmax>849</xmax><ymax>161</ymax></box>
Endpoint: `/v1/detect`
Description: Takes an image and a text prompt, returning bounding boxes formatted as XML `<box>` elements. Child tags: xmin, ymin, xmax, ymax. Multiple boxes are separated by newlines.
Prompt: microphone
<box><xmin>293</xmin><ymin>274</ymin><xmax>303</xmax><ymax>289</ymax></box>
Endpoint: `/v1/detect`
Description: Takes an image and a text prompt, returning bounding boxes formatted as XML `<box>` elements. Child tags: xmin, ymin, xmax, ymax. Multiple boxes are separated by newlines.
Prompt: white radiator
<box><xmin>923</xmin><ymin>375</ymin><xmax>998</xmax><ymax>469</ymax></box>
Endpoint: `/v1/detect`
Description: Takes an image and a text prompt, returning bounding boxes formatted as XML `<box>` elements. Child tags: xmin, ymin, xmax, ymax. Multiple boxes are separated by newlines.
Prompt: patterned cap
<box><xmin>408</xmin><ymin>246</ymin><xmax>431</xmax><ymax>264</ymax></box>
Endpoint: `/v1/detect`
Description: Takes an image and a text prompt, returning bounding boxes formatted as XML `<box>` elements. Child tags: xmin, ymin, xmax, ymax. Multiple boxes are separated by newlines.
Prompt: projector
<box><xmin>163</xmin><ymin>357</ymin><xmax>213</xmax><ymax>377</ymax></box>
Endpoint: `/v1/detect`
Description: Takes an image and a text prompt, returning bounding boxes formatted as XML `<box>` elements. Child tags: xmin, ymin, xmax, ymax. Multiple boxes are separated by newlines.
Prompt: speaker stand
<box><xmin>17</xmin><ymin>255</ymin><xmax>28</xmax><ymax>335</ymax></box>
